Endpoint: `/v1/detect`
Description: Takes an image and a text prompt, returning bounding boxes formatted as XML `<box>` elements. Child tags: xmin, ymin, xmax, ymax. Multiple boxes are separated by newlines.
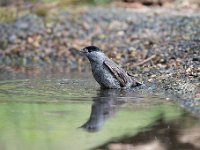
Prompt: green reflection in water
<box><xmin>0</xmin><ymin>102</ymin><xmax>183</xmax><ymax>150</ymax></box>
<box><xmin>0</xmin><ymin>79</ymin><xmax>190</xmax><ymax>150</ymax></box>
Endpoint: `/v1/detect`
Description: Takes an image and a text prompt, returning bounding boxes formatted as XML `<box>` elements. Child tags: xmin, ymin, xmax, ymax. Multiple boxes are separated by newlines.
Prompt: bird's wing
<box><xmin>103</xmin><ymin>59</ymin><xmax>128</xmax><ymax>87</ymax></box>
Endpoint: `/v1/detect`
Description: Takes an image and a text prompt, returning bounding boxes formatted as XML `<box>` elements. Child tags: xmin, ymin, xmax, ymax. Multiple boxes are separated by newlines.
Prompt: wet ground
<box><xmin>0</xmin><ymin>70</ymin><xmax>200</xmax><ymax>150</ymax></box>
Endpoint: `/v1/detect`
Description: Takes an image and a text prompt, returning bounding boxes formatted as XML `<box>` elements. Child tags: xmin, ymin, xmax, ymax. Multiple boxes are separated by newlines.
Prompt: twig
<box><xmin>130</xmin><ymin>54</ymin><xmax>156</xmax><ymax>68</ymax></box>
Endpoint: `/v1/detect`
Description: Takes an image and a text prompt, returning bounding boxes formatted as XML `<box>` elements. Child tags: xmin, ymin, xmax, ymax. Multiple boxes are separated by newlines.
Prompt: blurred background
<box><xmin>0</xmin><ymin>0</ymin><xmax>199</xmax><ymax>78</ymax></box>
<box><xmin>0</xmin><ymin>0</ymin><xmax>199</xmax><ymax>88</ymax></box>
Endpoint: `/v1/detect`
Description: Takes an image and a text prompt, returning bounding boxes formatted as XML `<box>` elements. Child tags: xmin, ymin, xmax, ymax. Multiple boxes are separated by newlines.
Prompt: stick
<box><xmin>129</xmin><ymin>54</ymin><xmax>156</xmax><ymax>68</ymax></box>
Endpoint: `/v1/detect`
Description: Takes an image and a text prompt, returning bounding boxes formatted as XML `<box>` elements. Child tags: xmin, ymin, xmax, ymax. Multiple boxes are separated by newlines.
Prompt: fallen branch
<box><xmin>125</xmin><ymin>54</ymin><xmax>156</xmax><ymax>68</ymax></box>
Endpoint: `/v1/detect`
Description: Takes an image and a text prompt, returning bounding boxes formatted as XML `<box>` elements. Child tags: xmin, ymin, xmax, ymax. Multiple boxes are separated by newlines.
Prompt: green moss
<box><xmin>0</xmin><ymin>39</ymin><xmax>8</xmax><ymax>49</ymax></box>
<box><xmin>0</xmin><ymin>7</ymin><xmax>17</xmax><ymax>22</ymax></box>
<box><xmin>34</xmin><ymin>7</ymin><xmax>48</xmax><ymax>18</ymax></box>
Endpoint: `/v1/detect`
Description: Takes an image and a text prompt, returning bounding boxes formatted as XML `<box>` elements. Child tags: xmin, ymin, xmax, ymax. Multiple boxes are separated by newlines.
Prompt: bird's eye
<box><xmin>88</xmin><ymin>49</ymin><xmax>92</xmax><ymax>53</ymax></box>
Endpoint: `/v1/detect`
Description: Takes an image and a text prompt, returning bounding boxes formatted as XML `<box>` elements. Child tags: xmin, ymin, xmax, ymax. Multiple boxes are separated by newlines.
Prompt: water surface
<box><xmin>0</xmin><ymin>69</ymin><xmax>199</xmax><ymax>150</ymax></box>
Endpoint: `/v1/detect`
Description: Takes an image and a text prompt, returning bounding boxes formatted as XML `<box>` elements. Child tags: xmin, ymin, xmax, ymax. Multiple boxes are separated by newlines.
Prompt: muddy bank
<box><xmin>0</xmin><ymin>6</ymin><xmax>200</xmax><ymax>116</ymax></box>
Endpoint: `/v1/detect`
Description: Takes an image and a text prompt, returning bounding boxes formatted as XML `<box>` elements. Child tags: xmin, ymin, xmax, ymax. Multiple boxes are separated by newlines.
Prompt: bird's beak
<box><xmin>80</xmin><ymin>48</ymin><xmax>87</xmax><ymax>54</ymax></box>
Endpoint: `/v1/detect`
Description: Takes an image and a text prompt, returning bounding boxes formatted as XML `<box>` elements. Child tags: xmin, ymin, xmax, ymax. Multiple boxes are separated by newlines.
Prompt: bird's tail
<box><xmin>127</xmin><ymin>72</ymin><xmax>144</xmax><ymax>88</ymax></box>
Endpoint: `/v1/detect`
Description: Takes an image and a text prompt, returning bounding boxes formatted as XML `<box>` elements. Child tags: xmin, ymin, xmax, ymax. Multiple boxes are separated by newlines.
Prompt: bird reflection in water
<box><xmin>80</xmin><ymin>89</ymin><xmax>133</xmax><ymax>132</ymax></box>
<box><xmin>80</xmin><ymin>89</ymin><xmax>200</xmax><ymax>150</ymax></box>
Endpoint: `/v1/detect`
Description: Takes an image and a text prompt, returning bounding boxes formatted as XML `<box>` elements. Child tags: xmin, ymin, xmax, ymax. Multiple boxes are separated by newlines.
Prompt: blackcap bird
<box><xmin>81</xmin><ymin>46</ymin><xmax>142</xmax><ymax>89</ymax></box>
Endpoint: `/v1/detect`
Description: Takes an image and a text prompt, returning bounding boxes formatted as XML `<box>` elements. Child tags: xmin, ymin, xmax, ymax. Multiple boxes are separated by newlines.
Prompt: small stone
<box><xmin>33</xmin><ymin>41</ymin><xmax>40</xmax><ymax>48</ymax></box>
<box><xmin>192</xmin><ymin>57</ymin><xmax>200</xmax><ymax>62</ymax></box>
<box><xmin>195</xmin><ymin>93</ymin><xmax>200</xmax><ymax>97</ymax></box>
<box><xmin>117</xmin><ymin>31</ymin><xmax>125</xmax><ymax>36</ymax></box>
<box><xmin>186</xmin><ymin>67</ymin><xmax>193</xmax><ymax>75</ymax></box>
<box><xmin>151</xmin><ymin>74</ymin><xmax>157</xmax><ymax>78</ymax></box>
<box><xmin>8</xmin><ymin>34</ymin><xmax>17</xmax><ymax>43</ymax></box>
<box><xmin>27</xmin><ymin>37</ymin><xmax>34</xmax><ymax>44</ymax></box>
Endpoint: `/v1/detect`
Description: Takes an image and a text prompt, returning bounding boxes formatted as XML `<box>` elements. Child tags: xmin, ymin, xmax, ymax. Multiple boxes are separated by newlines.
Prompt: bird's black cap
<box><xmin>82</xmin><ymin>46</ymin><xmax>101</xmax><ymax>53</ymax></box>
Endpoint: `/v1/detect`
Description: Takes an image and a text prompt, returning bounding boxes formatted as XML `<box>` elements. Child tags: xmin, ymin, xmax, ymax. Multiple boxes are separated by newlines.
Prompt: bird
<box><xmin>81</xmin><ymin>46</ymin><xmax>143</xmax><ymax>89</ymax></box>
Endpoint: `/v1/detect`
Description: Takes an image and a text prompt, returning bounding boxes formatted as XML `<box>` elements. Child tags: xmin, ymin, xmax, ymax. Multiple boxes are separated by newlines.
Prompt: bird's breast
<box><xmin>91</xmin><ymin>63</ymin><xmax>120</xmax><ymax>88</ymax></box>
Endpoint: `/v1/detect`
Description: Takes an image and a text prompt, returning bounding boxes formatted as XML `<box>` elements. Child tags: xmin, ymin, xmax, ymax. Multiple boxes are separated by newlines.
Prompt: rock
<box><xmin>192</xmin><ymin>57</ymin><xmax>200</xmax><ymax>62</ymax></box>
<box><xmin>8</xmin><ymin>34</ymin><xmax>17</xmax><ymax>43</ymax></box>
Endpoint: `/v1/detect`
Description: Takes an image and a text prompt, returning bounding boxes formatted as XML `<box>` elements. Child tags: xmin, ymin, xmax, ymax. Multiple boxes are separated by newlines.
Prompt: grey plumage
<box><xmin>81</xmin><ymin>46</ymin><xmax>142</xmax><ymax>89</ymax></box>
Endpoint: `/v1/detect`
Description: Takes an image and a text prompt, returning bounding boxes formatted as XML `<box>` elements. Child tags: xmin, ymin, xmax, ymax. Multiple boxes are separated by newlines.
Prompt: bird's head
<box><xmin>81</xmin><ymin>46</ymin><xmax>106</xmax><ymax>63</ymax></box>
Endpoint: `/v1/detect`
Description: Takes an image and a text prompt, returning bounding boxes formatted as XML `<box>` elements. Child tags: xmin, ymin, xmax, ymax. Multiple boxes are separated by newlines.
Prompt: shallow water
<box><xmin>0</xmin><ymin>69</ymin><xmax>200</xmax><ymax>150</ymax></box>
